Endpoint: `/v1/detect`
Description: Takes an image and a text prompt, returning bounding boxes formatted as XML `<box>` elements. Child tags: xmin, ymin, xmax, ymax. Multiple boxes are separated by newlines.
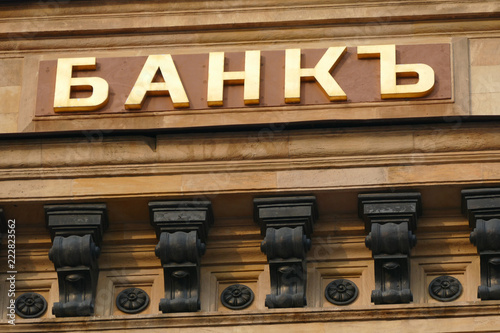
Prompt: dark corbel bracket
<box><xmin>253</xmin><ymin>196</ymin><xmax>318</xmax><ymax>308</ymax></box>
<box><xmin>45</xmin><ymin>204</ymin><xmax>108</xmax><ymax>317</ymax></box>
<box><xmin>462</xmin><ymin>188</ymin><xmax>500</xmax><ymax>300</ymax></box>
<box><xmin>358</xmin><ymin>193</ymin><xmax>421</xmax><ymax>304</ymax></box>
<box><xmin>149</xmin><ymin>200</ymin><xmax>213</xmax><ymax>313</ymax></box>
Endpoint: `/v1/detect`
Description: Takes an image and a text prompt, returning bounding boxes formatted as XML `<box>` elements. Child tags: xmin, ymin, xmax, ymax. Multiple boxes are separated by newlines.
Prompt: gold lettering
<box><xmin>207</xmin><ymin>50</ymin><xmax>261</xmax><ymax>106</ymax></box>
<box><xmin>125</xmin><ymin>54</ymin><xmax>189</xmax><ymax>109</ymax></box>
<box><xmin>357</xmin><ymin>44</ymin><xmax>435</xmax><ymax>99</ymax></box>
<box><xmin>284</xmin><ymin>47</ymin><xmax>347</xmax><ymax>103</ymax></box>
<box><xmin>53</xmin><ymin>57</ymin><xmax>109</xmax><ymax>112</ymax></box>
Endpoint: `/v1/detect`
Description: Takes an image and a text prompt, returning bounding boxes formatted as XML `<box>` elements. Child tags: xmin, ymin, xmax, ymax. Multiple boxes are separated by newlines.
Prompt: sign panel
<box><xmin>35</xmin><ymin>44</ymin><xmax>451</xmax><ymax>118</ymax></box>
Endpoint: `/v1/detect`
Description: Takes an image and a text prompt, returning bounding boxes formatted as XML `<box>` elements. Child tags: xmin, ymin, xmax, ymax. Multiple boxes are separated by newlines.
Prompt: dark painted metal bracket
<box><xmin>149</xmin><ymin>200</ymin><xmax>213</xmax><ymax>313</ymax></box>
<box><xmin>462</xmin><ymin>188</ymin><xmax>500</xmax><ymax>300</ymax></box>
<box><xmin>254</xmin><ymin>196</ymin><xmax>318</xmax><ymax>308</ymax></box>
<box><xmin>358</xmin><ymin>193</ymin><xmax>421</xmax><ymax>304</ymax></box>
<box><xmin>45</xmin><ymin>204</ymin><xmax>108</xmax><ymax>317</ymax></box>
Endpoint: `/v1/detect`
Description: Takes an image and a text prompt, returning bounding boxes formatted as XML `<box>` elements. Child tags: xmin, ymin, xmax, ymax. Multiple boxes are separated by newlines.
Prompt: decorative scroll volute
<box><xmin>261</xmin><ymin>227</ymin><xmax>310</xmax><ymax>260</ymax></box>
<box><xmin>365</xmin><ymin>222</ymin><xmax>417</xmax><ymax>255</ymax></box>
<box><xmin>49</xmin><ymin>235</ymin><xmax>100</xmax><ymax>268</ymax></box>
<box><xmin>155</xmin><ymin>231</ymin><xmax>206</xmax><ymax>264</ymax></box>
<box><xmin>470</xmin><ymin>219</ymin><xmax>500</xmax><ymax>252</ymax></box>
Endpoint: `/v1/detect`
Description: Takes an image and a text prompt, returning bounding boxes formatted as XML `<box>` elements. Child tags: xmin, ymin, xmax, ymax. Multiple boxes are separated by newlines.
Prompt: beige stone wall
<box><xmin>0</xmin><ymin>58</ymin><xmax>22</xmax><ymax>132</ymax></box>
<box><xmin>1</xmin><ymin>1</ymin><xmax>500</xmax><ymax>332</ymax></box>
<box><xmin>471</xmin><ymin>38</ymin><xmax>500</xmax><ymax>115</ymax></box>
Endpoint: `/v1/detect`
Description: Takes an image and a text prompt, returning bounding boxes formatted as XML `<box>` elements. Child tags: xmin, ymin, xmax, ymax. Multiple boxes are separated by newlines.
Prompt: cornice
<box><xmin>1</xmin><ymin>1</ymin><xmax>499</xmax><ymax>37</ymax></box>
<box><xmin>0</xmin><ymin>150</ymin><xmax>499</xmax><ymax>181</ymax></box>
<box><xmin>2</xmin><ymin>302</ymin><xmax>500</xmax><ymax>332</ymax></box>
<box><xmin>1</xmin><ymin>119</ymin><xmax>500</xmax><ymax>181</ymax></box>
<box><xmin>0</xmin><ymin>124</ymin><xmax>498</xmax><ymax>201</ymax></box>
<box><xmin>0</xmin><ymin>1</ymin><xmax>499</xmax><ymax>53</ymax></box>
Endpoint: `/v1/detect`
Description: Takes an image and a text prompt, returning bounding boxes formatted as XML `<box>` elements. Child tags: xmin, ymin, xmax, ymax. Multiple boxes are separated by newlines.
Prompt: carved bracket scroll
<box><xmin>253</xmin><ymin>196</ymin><xmax>318</xmax><ymax>308</ymax></box>
<box><xmin>45</xmin><ymin>204</ymin><xmax>108</xmax><ymax>317</ymax></box>
<box><xmin>462</xmin><ymin>188</ymin><xmax>500</xmax><ymax>300</ymax></box>
<box><xmin>149</xmin><ymin>200</ymin><xmax>213</xmax><ymax>313</ymax></box>
<box><xmin>358</xmin><ymin>193</ymin><xmax>421</xmax><ymax>304</ymax></box>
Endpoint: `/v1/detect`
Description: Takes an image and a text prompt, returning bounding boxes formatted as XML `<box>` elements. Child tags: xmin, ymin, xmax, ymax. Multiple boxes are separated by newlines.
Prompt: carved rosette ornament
<box><xmin>428</xmin><ymin>276</ymin><xmax>462</xmax><ymax>302</ymax></box>
<box><xmin>45</xmin><ymin>204</ymin><xmax>108</xmax><ymax>317</ymax></box>
<box><xmin>149</xmin><ymin>200</ymin><xmax>213</xmax><ymax>313</ymax></box>
<box><xmin>462</xmin><ymin>189</ymin><xmax>500</xmax><ymax>300</ymax></box>
<box><xmin>15</xmin><ymin>293</ymin><xmax>47</xmax><ymax>318</ymax></box>
<box><xmin>220</xmin><ymin>284</ymin><xmax>255</xmax><ymax>310</ymax></box>
<box><xmin>325</xmin><ymin>279</ymin><xmax>359</xmax><ymax>305</ymax></box>
<box><xmin>254</xmin><ymin>196</ymin><xmax>318</xmax><ymax>308</ymax></box>
<box><xmin>358</xmin><ymin>193</ymin><xmax>421</xmax><ymax>304</ymax></box>
<box><xmin>116</xmin><ymin>288</ymin><xmax>150</xmax><ymax>314</ymax></box>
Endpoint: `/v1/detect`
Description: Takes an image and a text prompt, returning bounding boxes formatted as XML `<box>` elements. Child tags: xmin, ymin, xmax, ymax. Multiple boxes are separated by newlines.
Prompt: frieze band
<box><xmin>9</xmin><ymin>191</ymin><xmax>499</xmax><ymax>317</ymax></box>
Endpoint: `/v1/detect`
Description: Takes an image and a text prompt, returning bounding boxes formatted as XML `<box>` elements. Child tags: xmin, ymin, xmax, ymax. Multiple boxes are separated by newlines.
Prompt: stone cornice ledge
<box><xmin>0</xmin><ymin>0</ymin><xmax>499</xmax><ymax>39</ymax></box>
<box><xmin>2</xmin><ymin>302</ymin><xmax>500</xmax><ymax>331</ymax></box>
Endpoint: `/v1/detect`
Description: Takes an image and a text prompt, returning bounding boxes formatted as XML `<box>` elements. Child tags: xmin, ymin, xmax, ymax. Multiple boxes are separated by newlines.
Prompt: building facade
<box><xmin>1</xmin><ymin>1</ymin><xmax>500</xmax><ymax>332</ymax></box>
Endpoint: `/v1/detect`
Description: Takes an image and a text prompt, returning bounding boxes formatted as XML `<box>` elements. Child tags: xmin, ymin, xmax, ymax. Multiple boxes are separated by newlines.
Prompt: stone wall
<box><xmin>1</xmin><ymin>1</ymin><xmax>500</xmax><ymax>332</ymax></box>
